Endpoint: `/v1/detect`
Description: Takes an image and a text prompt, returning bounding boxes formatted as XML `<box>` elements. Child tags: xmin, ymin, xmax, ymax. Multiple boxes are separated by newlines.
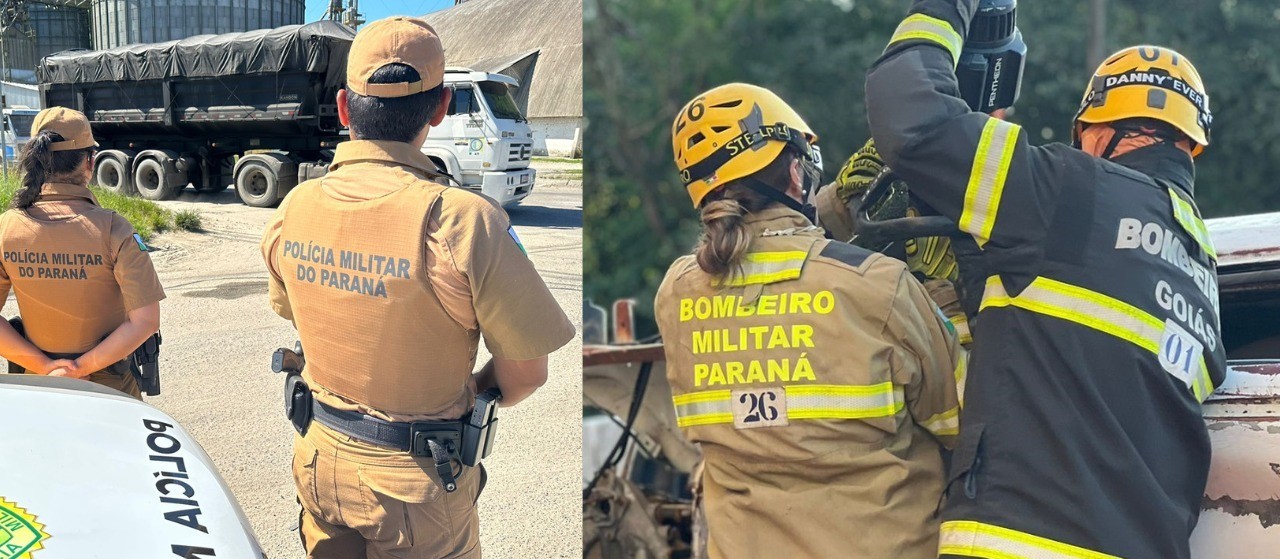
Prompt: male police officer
<box><xmin>867</xmin><ymin>2</ymin><xmax>1224</xmax><ymax>558</ymax></box>
<box><xmin>261</xmin><ymin>17</ymin><xmax>574</xmax><ymax>558</ymax></box>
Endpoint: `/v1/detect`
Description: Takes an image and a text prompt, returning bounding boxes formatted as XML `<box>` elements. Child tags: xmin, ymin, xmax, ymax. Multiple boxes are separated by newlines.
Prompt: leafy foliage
<box><xmin>585</xmin><ymin>0</ymin><xmax>1280</xmax><ymax>327</ymax></box>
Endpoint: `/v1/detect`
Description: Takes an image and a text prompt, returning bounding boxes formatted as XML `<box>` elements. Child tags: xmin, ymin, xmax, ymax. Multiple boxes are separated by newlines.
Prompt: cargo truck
<box><xmin>36</xmin><ymin>22</ymin><xmax>535</xmax><ymax>209</ymax></box>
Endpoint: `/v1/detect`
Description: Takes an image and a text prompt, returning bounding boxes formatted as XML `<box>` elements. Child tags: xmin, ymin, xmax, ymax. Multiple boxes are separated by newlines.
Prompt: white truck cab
<box><xmin>1</xmin><ymin>106</ymin><xmax>39</xmax><ymax>161</ymax></box>
<box><xmin>0</xmin><ymin>375</ymin><xmax>265</xmax><ymax>558</ymax></box>
<box><xmin>422</xmin><ymin>68</ymin><xmax>536</xmax><ymax>208</ymax></box>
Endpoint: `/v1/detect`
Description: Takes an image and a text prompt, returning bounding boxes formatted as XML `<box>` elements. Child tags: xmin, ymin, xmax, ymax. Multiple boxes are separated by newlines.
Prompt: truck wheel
<box><xmin>95</xmin><ymin>157</ymin><xmax>135</xmax><ymax>196</ymax></box>
<box><xmin>235</xmin><ymin>161</ymin><xmax>279</xmax><ymax>208</ymax></box>
<box><xmin>134</xmin><ymin>159</ymin><xmax>180</xmax><ymax>201</ymax></box>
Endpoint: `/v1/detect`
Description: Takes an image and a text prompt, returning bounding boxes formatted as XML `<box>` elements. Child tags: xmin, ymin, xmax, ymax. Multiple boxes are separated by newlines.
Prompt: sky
<box><xmin>304</xmin><ymin>0</ymin><xmax>455</xmax><ymax>26</ymax></box>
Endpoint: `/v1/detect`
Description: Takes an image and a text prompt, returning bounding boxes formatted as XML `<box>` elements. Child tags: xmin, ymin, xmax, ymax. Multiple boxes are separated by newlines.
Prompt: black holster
<box><xmin>130</xmin><ymin>331</ymin><xmax>163</xmax><ymax>396</ymax></box>
<box><xmin>273</xmin><ymin>344</ymin><xmax>312</xmax><ymax>435</ymax></box>
<box><xmin>460</xmin><ymin>387</ymin><xmax>501</xmax><ymax>467</ymax></box>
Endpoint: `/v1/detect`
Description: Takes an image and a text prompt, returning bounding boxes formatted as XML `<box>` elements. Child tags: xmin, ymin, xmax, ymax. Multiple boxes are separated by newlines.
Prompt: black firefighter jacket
<box><xmin>865</xmin><ymin>1</ymin><xmax>1226</xmax><ymax>558</ymax></box>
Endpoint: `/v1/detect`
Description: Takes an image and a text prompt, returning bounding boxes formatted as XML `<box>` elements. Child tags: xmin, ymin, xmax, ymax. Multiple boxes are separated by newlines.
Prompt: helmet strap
<box><xmin>1099</xmin><ymin>127</ymin><xmax>1127</xmax><ymax>160</ymax></box>
<box><xmin>743</xmin><ymin>175</ymin><xmax>817</xmax><ymax>223</ymax></box>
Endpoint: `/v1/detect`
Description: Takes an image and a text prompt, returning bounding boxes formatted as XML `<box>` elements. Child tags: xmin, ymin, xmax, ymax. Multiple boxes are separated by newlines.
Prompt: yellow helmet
<box><xmin>1073</xmin><ymin>45</ymin><xmax>1211</xmax><ymax>156</ymax></box>
<box><xmin>672</xmin><ymin>83</ymin><xmax>818</xmax><ymax>207</ymax></box>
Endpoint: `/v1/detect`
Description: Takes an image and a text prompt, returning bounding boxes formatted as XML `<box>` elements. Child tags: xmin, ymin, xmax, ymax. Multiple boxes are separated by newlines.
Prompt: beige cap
<box><xmin>31</xmin><ymin>107</ymin><xmax>97</xmax><ymax>152</ymax></box>
<box><xmin>346</xmin><ymin>17</ymin><xmax>445</xmax><ymax>98</ymax></box>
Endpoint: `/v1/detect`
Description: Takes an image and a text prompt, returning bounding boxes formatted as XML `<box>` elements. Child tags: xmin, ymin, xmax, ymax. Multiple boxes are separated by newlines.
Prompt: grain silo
<box><xmin>29</xmin><ymin>4</ymin><xmax>92</xmax><ymax>59</ymax></box>
<box><xmin>0</xmin><ymin>25</ymin><xmax>37</xmax><ymax>83</ymax></box>
<box><xmin>91</xmin><ymin>0</ymin><xmax>306</xmax><ymax>50</ymax></box>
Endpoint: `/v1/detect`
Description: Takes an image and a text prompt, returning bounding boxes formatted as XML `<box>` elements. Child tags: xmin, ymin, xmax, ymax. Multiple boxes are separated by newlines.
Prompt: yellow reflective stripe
<box><xmin>958</xmin><ymin>119</ymin><xmax>1020</xmax><ymax>247</ymax></box>
<box><xmin>940</xmin><ymin>520</ymin><xmax>1120</xmax><ymax>559</ymax></box>
<box><xmin>672</xmin><ymin>390</ymin><xmax>733</xmax><ymax>428</ymax></box>
<box><xmin>717</xmin><ymin>250</ymin><xmax>809</xmax><ymax>287</ymax></box>
<box><xmin>1170</xmin><ymin>192</ymin><xmax>1217</xmax><ymax>261</ymax></box>
<box><xmin>671</xmin><ymin>384</ymin><xmax>902</xmax><ymax>427</ymax></box>
<box><xmin>981</xmin><ymin>276</ymin><xmax>1215</xmax><ymax>403</ymax></box>
<box><xmin>952</xmin><ymin>313</ymin><xmax>972</xmax><ymax>345</ymax></box>
<box><xmin>955</xmin><ymin>351</ymin><xmax>969</xmax><ymax>409</ymax></box>
<box><xmin>788</xmin><ymin>383</ymin><xmax>903</xmax><ymax>419</ymax></box>
<box><xmin>887</xmin><ymin>13</ymin><xmax>963</xmax><ymax>66</ymax></box>
<box><xmin>921</xmin><ymin>406</ymin><xmax>960</xmax><ymax>437</ymax></box>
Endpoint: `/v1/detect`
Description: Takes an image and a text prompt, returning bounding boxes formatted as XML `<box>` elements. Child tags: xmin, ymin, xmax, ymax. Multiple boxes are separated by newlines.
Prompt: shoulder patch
<box><xmin>818</xmin><ymin>241</ymin><xmax>873</xmax><ymax>268</ymax></box>
<box><xmin>508</xmin><ymin>226</ymin><xmax>527</xmax><ymax>255</ymax></box>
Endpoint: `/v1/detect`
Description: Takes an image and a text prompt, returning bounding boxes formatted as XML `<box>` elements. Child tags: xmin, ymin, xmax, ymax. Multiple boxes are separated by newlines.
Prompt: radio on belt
<box><xmin>461</xmin><ymin>387</ymin><xmax>502</xmax><ymax>466</ymax></box>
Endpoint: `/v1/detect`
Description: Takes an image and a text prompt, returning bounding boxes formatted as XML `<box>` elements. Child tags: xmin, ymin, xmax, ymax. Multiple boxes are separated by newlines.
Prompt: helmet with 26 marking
<box><xmin>672</xmin><ymin>83</ymin><xmax>821</xmax><ymax>208</ymax></box>
<box><xmin>1073</xmin><ymin>45</ymin><xmax>1211</xmax><ymax>157</ymax></box>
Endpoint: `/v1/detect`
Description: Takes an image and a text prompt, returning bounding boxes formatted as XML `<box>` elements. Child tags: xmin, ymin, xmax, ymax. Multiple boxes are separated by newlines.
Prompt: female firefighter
<box><xmin>0</xmin><ymin>107</ymin><xmax>164</xmax><ymax>397</ymax></box>
<box><xmin>653</xmin><ymin>83</ymin><xmax>963</xmax><ymax>558</ymax></box>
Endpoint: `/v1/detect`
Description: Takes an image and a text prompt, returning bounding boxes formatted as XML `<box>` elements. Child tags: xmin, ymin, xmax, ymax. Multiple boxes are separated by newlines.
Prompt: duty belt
<box><xmin>312</xmin><ymin>399</ymin><xmax>465</xmax><ymax>492</ymax></box>
<box><xmin>272</xmin><ymin>342</ymin><xmax>502</xmax><ymax>494</ymax></box>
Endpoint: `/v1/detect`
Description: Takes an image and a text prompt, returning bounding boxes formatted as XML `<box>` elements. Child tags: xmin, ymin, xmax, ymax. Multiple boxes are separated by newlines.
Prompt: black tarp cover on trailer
<box><xmin>36</xmin><ymin>21</ymin><xmax>354</xmax><ymax>88</ymax></box>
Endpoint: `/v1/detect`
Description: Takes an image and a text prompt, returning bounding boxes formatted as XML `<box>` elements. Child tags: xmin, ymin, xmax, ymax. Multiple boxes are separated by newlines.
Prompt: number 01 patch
<box><xmin>731</xmin><ymin>388</ymin><xmax>788</xmax><ymax>429</ymax></box>
<box><xmin>1159</xmin><ymin>318</ymin><xmax>1203</xmax><ymax>389</ymax></box>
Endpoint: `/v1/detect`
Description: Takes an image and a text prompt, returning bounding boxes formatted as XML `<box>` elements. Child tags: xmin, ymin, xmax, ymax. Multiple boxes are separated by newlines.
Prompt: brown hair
<box><xmin>694</xmin><ymin>151</ymin><xmax>795</xmax><ymax>278</ymax></box>
<box><xmin>14</xmin><ymin>131</ymin><xmax>93</xmax><ymax>209</ymax></box>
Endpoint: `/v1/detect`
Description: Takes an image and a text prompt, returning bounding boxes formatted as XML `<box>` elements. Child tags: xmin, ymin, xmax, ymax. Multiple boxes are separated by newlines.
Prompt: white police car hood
<box><xmin>0</xmin><ymin>375</ymin><xmax>263</xmax><ymax>558</ymax></box>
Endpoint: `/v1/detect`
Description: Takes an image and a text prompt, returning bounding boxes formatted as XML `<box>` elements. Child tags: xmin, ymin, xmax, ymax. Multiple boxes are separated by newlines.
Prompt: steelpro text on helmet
<box><xmin>957</xmin><ymin>0</ymin><xmax>1026</xmax><ymax>113</ymax></box>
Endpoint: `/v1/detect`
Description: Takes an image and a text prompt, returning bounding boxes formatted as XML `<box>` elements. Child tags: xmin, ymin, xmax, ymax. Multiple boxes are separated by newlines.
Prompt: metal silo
<box><xmin>91</xmin><ymin>0</ymin><xmax>306</xmax><ymax>50</ymax></box>
<box><xmin>29</xmin><ymin>5</ymin><xmax>92</xmax><ymax>60</ymax></box>
<box><xmin>0</xmin><ymin>26</ymin><xmax>37</xmax><ymax>83</ymax></box>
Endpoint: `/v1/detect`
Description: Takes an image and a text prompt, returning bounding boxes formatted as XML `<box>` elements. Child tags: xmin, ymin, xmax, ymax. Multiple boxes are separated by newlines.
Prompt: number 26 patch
<box><xmin>731</xmin><ymin>388</ymin><xmax>788</xmax><ymax>429</ymax></box>
<box><xmin>1159</xmin><ymin>318</ymin><xmax>1203</xmax><ymax>389</ymax></box>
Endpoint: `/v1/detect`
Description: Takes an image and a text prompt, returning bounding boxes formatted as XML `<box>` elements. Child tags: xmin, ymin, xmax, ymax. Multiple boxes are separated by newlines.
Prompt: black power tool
<box><xmin>957</xmin><ymin>0</ymin><xmax>1027</xmax><ymax>113</ymax></box>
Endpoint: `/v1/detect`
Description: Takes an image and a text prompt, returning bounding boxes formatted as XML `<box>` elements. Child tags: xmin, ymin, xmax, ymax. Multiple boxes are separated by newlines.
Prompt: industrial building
<box><xmin>0</xmin><ymin>0</ymin><xmax>305</xmax><ymax>84</ymax></box>
<box><xmin>421</xmin><ymin>0</ymin><xmax>584</xmax><ymax>158</ymax></box>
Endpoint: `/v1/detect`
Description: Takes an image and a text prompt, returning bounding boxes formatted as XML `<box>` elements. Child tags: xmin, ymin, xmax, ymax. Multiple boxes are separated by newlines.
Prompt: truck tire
<box><xmin>235</xmin><ymin>161</ymin><xmax>280</xmax><ymax>208</ymax></box>
<box><xmin>95</xmin><ymin>157</ymin><xmax>135</xmax><ymax>196</ymax></box>
<box><xmin>133</xmin><ymin>158</ymin><xmax>181</xmax><ymax>201</ymax></box>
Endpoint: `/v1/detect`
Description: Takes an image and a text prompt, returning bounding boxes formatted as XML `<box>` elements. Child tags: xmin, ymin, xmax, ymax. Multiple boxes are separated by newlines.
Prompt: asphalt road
<box><xmin>4</xmin><ymin>160</ymin><xmax>583</xmax><ymax>558</ymax></box>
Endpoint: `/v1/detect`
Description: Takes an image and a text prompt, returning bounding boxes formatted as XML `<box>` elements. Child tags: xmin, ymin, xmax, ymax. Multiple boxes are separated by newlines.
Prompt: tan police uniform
<box><xmin>0</xmin><ymin>108</ymin><xmax>165</xmax><ymax>398</ymax></box>
<box><xmin>654</xmin><ymin>205</ymin><xmax>962</xmax><ymax>559</ymax></box>
<box><xmin>260</xmin><ymin>17</ymin><xmax>574</xmax><ymax>559</ymax></box>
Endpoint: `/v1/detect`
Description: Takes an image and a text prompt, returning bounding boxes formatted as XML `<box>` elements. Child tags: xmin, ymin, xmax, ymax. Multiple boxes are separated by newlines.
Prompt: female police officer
<box><xmin>0</xmin><ymin>107</ymin><xmax>164</xmax><ymax>397</ymax></box>
<box><xmin>654</xmin><ymin>83</ymin><xmax>962</xmax><ymax>558</ymax></box>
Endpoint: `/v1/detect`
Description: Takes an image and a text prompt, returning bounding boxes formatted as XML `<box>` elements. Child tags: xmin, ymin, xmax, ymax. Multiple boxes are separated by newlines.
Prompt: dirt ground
<box><xmin>3</xmin><ymin>160</ymin><xmax>583</xmax><ymax>558</ymax></box>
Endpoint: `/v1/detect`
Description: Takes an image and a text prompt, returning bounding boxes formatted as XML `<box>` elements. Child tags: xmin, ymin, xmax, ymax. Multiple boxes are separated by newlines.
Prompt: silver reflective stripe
<box><xmin>940</xmin><ymin>520</ymin><xmax>1121</xmax><ymax>559</ymax></box>
<box><xmin>717</xmin><ymin>250</ymin><xmax>809</xmax><ymax>287</ymax></box>
<box><xmin>959</xmin><ymin>119</ymin><xmax>1021</xmax><ymax>247</ymax></box>
<box><xmin>886</xmin><ymin>13</ymin><xmax>963</xmax><ymax>66</ymax></box>
<box><xmin>672</xmin><ymin>384</ymin><xmax>903</xmax><ymax>427</ymax></box>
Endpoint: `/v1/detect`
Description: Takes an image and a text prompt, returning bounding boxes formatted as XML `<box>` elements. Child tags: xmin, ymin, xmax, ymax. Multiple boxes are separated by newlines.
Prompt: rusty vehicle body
<box><xmin>583</xmin><ymin>211</ymin><xmax>1280</xmax><ymax>559</ymax></box>
<box><xmin>1190</xmin><ymin>212</ymin><xmax>1280</xmax><ymax>555</ymax></box>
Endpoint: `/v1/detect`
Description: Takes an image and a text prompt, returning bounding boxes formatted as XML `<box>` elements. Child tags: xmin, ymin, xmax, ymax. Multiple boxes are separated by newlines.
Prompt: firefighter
<box><xmin>866</xmin><ymin>3</ymin><xmax>1224</xmax><ymax>558</ymax></box>
<box><xmin>654</xmin><ymin>82</ymin><xmax>963</xmax><ymax>558</ymax></box>
<box><xmin>0</xmin><ymin>107</ymin><xmax>164</xmax><ymax>397</ymax></box>
<box><xmin>260</xmin><ymin>17</ymin><xmax>575</xmax><ymax>558</ymax></box>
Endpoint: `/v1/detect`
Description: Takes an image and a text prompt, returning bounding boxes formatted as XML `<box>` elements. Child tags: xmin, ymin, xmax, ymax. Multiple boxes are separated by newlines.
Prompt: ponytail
<box><xmin>694</xmin><ymin>195</ymin><xmax>754</xmax><ymax>277</ymax></box>
<box><xmin>693</xmin><ymin>150</ymin><xmax>797</xmax><ymax>278</ymax></box>
<box><xmin>13</xmin><ymin>131</ymin><xmax>92</xmax><ymax>210</ymax></box>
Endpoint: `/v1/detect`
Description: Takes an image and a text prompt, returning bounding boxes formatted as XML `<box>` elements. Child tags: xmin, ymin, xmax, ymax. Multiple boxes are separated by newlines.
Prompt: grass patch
<box><xmin>533</xmin><ymin>156</ymin><xmax>582</xmax><ymax>165</ymax></box>
<box><xmin>0</xmin><ymin>177</ymin><xmax>198</xmax><ymax>240</ymax></box>
<box><xmin>174</xmin><ymin>210</ymin><xmax>203</xmax><ymax>232</ymax></box>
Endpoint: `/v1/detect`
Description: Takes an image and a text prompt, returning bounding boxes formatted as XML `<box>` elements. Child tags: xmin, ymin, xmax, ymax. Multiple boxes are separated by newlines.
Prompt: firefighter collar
<box><xmin>1111</xmin><ymin>143</ymin><xmax>1195</xmax><ymax>198</ymax></box>
<box><xmin>744</xmin><ymin>205</ymin><xmax>821</xmax><ymax>237</ymax></box>
<box><xmin>330</xmin><ymin>139</ymin><xmax>442</xmax><ymax>177</ymax></box>
<box><xmin>38</xmin><ymin>182</ymin><xmax>99</xmax><ymax>205</ymax></box>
